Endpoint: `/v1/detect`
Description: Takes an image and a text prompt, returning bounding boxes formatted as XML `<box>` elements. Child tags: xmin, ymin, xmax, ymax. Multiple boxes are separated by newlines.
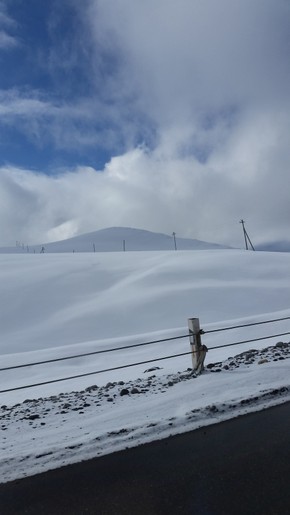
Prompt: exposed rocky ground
<box><xmin>1</xmin><ymin>341</ymin><xmax>290</xmax><ymax>429</ymax></box>
<box><xmin>206</xmin><ymin>340</ymin><xmax>290</xmax><ymax>371</ymax></box>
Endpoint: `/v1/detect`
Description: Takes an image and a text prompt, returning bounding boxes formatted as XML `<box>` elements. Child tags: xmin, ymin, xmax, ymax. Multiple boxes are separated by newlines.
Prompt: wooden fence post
<box><xmin>188</xmin><ymin>317</ymin><xmax>207</xmax><ymax>375</ymax></box>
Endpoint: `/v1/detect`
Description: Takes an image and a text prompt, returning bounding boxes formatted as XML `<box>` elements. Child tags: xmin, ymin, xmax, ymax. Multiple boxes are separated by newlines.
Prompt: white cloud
<box><xmin>0</xmin><ymin>2</ymin><xmax>18</xmax><ymax>49</ymax></box>
<box><xmin>84</xmin><ymin>0</ymin><xmax>290</xmax><ymax>122</ymax></box>
<box><xmin>0</xmin><ymin>89</ymin><xmax>121</xmax><ymax>149</ymax></box>
<box><xmin>2</xmin><ymin>0</ymin><xmax>290</xmax><ymax>152</ymax></box>
<box><xmin>1</xmin><ymin>101</ymin><xmax>290</xmax><ymax>248</ymax></box>
<box><xmin>0</xmin><ymin>29</ymin><xmax>17</xmax><ymax>49</ymax></box>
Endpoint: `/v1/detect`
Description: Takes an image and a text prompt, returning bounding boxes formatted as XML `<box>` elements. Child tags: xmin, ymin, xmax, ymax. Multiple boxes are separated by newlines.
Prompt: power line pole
<box><xmin>172</xmin><ymin>232</ymin><xmax>177</xmax><ymax>250</ymax></box>
<box><xmin>240</xmin><ymin>219</ymin><xmax>248</xmax><ymax>250</ymax></box>
<box><xmin>240</xmin><ymin>220</ymin><xmax>255</xmax><ymax>250</ymax></box>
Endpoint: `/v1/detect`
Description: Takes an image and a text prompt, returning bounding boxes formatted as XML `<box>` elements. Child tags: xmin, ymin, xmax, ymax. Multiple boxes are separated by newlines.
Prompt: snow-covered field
<box><xmin>1</xmin><ymin>243</ymin><xmax>290</xmax><ymax>483</ymax></box>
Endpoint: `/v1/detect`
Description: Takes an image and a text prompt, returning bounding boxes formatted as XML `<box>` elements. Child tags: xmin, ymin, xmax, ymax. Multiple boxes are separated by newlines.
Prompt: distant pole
<box><xmin>240</xmin><ymin>220</ymin><xmax>255</xmax><ymax>251</ymax></box>
<box><xmin>172</xmin><ymin>232</ymin><xmax>177</xmax><ymax>250</ymax></box>
<box><xmin>93</xmin><ymin>243</ymin><xmax>96</xmax><ymax>253</ymax></box>
<box><xmin>123</xmin><ymin>240</ymin><xmax>126</xmax><ymax>252</ymax></box>
<box><xmin>240</xmin><ymin>220</ymin><xmax>248</xmax><ymax>250</ymax></box>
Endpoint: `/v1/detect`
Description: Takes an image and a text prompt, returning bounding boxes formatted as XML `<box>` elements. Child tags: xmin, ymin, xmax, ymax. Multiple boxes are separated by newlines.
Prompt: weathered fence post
<box><xmin>188</xmin><ymin>317</ymin><xmax>207</xmax><ymax>375</ymax></box>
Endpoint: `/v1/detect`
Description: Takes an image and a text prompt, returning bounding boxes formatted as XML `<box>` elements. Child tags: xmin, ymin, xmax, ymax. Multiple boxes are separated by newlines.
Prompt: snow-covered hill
<box><xmin>1</xmin><ymin>247</ymin><xmax>290</xmax><ymax>483</ymax></box>
<box><xmin>0</xmin><ymin>226</ymin><xmax>231</xmax><ymax>253</ymax></box>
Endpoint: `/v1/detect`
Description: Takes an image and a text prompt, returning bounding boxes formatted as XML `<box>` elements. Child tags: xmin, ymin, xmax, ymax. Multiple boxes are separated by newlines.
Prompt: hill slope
<box><xmin>0</xmin><ymin>227</ymin><xmax>231</xmax><ymax>253</ymax></box>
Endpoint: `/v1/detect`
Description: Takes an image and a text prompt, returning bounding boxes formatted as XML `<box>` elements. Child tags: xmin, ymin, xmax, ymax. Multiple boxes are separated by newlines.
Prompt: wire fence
<box><xmin>0</xmin><ymin>333</ymin><xmax>190</xmax><ymax>372</ymax></box>
<box><xmin>1</xmin><ymin>315</ymin><xmax>290</xmax><ymax>394</ymax></box>
<box><xmin>203</xmin><ymin>315</ymin><xmax>290</xmax><ymax>334</ymax></box>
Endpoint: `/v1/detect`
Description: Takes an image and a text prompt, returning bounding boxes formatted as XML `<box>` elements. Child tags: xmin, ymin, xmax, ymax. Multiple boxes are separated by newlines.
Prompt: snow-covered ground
<box><xmin>1</xmin><ymin>241</ymin><xmax>290</xmax><ymax>483</ymax></box>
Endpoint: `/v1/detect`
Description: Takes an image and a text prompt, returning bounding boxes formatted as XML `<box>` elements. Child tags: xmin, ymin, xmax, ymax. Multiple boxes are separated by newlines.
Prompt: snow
<box><xmin>1</xmin><ymin>231</ymin><xmax>290</xmax><ymax>483</ymax></box>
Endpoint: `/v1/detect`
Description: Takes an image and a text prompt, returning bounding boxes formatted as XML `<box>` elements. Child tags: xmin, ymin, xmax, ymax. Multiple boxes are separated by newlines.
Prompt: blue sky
<box><xmin>0</xmin><ymin>1</ymin><xmax>122</xmax><ymax>171</ymax></box>
<box><xmin>0</xmin><ymin>0</ymin><xmax>290</xmax><ymax>246</ymax></box>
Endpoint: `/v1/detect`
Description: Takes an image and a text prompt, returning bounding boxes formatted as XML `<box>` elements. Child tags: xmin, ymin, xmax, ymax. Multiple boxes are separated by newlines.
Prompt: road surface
<box><xmin>1</xmin><ymin>401</ymin><xmax>290</xmax><ymax>514</ymax></box>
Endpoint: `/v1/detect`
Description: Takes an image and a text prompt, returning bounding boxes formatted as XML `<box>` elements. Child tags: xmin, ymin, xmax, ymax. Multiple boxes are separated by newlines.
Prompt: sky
<box><xmin>0</xmin><ymin>0</ymin><xmax>290</xmax><ymax>247</ymax></box>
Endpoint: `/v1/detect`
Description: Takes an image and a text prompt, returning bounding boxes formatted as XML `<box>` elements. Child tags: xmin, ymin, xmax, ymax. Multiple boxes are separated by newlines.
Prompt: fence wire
<box><xmin>1</xmin><ymin>315</ymin><xmax>290</xmax><ymax>393</ymax></box>
<box><xmin>0</xmin><ymin>350</ymin><xmax>193</xmax><ymax>393</ymax></box>
<box><xmin>0</xmin><ymin>333</ymin><xmax>190</xmax><ymax>372</ymax></box>
<box><xmin>203</xmin><ymin>315</ymin><xmax>290</xmax><ymax>334</ymax></box>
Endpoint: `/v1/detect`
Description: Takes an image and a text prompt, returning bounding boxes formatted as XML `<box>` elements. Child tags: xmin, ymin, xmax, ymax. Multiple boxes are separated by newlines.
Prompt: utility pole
<box><xmin>172</xmin><ymin>232</ymin><xmax>177</xmax><ymax>250</ymax></box>
<box><xmin>123</xmin><ymin>239</ymin><xmax>126</xmax><ymax>252</ymax></box>
<box><xmin>240</xmin><ymin>219</ymin><xmax>248</xmax><ymax>250</ymax></box>
<box><xmin>240</xmin><ymin>220</ymin><xmax>255</xmax><ymax>250</ymax></box>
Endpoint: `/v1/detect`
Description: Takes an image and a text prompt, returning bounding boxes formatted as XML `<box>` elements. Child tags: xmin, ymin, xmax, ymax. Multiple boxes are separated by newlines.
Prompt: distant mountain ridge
<box><xmin>256</xmin><ymin>241</ymin><xmax>290</xmax><ymax>253</ymax></box>
<box><xmin>0</xmin><ymin>227</ymin><xmax>232</xmax><ymax>253</ymax></box>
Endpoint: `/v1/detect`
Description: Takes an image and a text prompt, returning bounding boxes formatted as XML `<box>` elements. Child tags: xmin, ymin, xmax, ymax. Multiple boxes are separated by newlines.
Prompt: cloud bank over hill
<box><xmin>0</xmin><ymin>0</ymin><xmax>289</xmax><ymax>247</ymax></box>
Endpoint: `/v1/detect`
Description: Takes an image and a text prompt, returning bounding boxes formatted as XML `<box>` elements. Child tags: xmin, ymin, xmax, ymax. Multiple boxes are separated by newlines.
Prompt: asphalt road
<box><xmin>1</xmin><ymin>402</ymin><xmax>290</xmax><ymax>515</ymax></box>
